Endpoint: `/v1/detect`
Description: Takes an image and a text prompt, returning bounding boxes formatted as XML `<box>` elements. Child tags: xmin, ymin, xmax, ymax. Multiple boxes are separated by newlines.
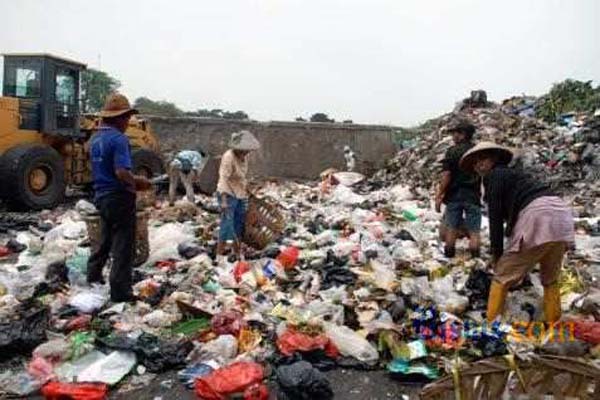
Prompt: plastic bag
<box><xmin>234</xmin><ymin>261</ymin><xmax>251</xmax><ymax>283</ymax></box>
<box><xmin>77</xmin><ymin>351</ymin><xmax>136</xmax><ymax>385</ymax></box>
<box><xmin>277</xmin><ymin>329</ymin><xmax>339</xmax><ymax>358</ymax></box>
<box><xmin>276</xmin><ymin>361</ymin><xmax>333</xmax><ymax>400</ymax></box>
<box><xmin>177</xmin><ymin>241</ymin><xmax>203</xmax><ymax>259</ymax></box>
<box><xmin>323</xmin><ymin>323</ymin><xmax>379</xmax><ymax>364</ymax></box>
<box><xmin>142</xmin><ymin>310</ymin><xmax>180</xmax><ymax>328</ymax></box>
<box><xmin>97</xmin><ymin>332</ymin><xmax>193</xmax><ymax>373</ymax></box>
<box><xmin>41</xmin><ymin>382</ymin><xmax>108</xmax><ymax>400</ymax></box>
<box><xmin>75</xmin><ymin>200</ymin><xmax>97</xmax><ymax>215</ymax></box>
<box><xmin>369</xmin><ymin>260</ymin><xmax>396</xmax><ymax>291</ymax></box>
<box><xmin>147</xmin><ymin>223</ymin><xmax>195</xmax><ymax>266</ymax></box>
<box><xmin>211</xmin><ymin>310</ymin><xmax>246</xmax><ymax>336</ymax></box>
<box><xmin>0</xmin><ymin>370</ymin><xmax>42</xmax><ymax>396</ymax></box>
<box><xmin>68</xmin><ymin>286</ymin><xmax>108</xmax><ymax>313</ymax></box>
<box><xmin>0</xmin><ymin>301</ymin><xmax>50</xmax><ymax>361</ymax></box>
<box><xmin>194</xmin><ymin>362</ymin><xmax>264</xmax><ymax>400</ymax></box>
<box><xmin>27</xmin><ymin>356</ymin><xmax>54</xmax><ymax>383</ymax></box>
<box><xmin>244</xmin><ymin>383</ymin><xmax>269</xmax><ymax>400</ymax></box>
<box><xmin>54</xmin><ymin>351</ymin><xmax>106</xmax><ymax>383</ymax></box>
<box><xmin>574</xmin><ymin>320</ymin><xmax>600</xmax><ymax>345</ymax></box>
<box><xmin>66</xmin><ymin>248</ymin><xmax>90</xmax><ymax>287</ymax></box>
<box><xmin>277</xmin><ymin>247</ymin><xmax>300</xmax><ymax>270</ymax></box>
<box><xmin>33</xmin><ymin>337</ymin><xmax>72</xmax><ymax>362</ymax></box>
<box><xmin>178</xmin><ymin>362</ymin><xmax>215</xmax><ymax>389</ymax></box>
<box><xmin>186</xmin><ymin>334</ymin><xmax>238</xmax><ymax>365</ymax></box>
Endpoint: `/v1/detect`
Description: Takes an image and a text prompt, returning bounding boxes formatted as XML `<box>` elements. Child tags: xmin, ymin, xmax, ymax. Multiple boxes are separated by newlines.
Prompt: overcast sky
<box><xmin>1</xmin><ymin>0</ymin><xmax>599</xmax><ymax>126</ymax></box>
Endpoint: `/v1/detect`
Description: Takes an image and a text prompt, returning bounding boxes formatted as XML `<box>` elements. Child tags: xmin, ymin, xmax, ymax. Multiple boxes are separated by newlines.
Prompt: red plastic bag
<box><xmin>41</xmin><ymin>382</ymin><xmax>108</xmax><ymax>400</ymax></box>
<box><xmin>28</xmin><ymin>356</ymin><xmax>55</xmax><ymax>383</ymax></box>
<box><xmin>574</xmin><ymin>320</ymin><xmax>600</xmax><ymax>345</ymax></box>
<box><xmin>244</xmin><ymin>383</ymin><xmax>269</xmax><ymax>400</ymax></box>
<box><xmin>277</xmin><ymin>329</ymin><xmax>340</xmax><ymax>358</ymax></box>
<box><xmin>211</xmin><ymin>310</ymin><xmax>246</xmax><ymax>336</ymax></box>
<box><xmin>276</xmin><ymin>247</ymin><xmax>299</xmax><ymax>270</ymax></box>
<box><xmin>65</xmin><ymin>315</ymin><xmax>92</xmax><ymax>332</ymax></box>
<box><xmin>0</xmin><ymin>246</ymin><xmax>10</xmax><ymax>258</ymax></box>
<box><xmin>233</xmin><ymin>261</ymin><xmax>251</xmax><ymax>283</ymax></box>
<box><xmin>194</xmin><ymin>362</ymin><xmax>264</xmax><ymax>400</ymax></box>
<box><xmin>155</xmin><ymin>260</ymin><xmax>177</xmax><ymax>270</ymax></box>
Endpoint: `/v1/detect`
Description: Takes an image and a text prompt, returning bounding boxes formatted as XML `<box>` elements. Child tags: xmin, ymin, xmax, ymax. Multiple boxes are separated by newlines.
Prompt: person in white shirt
<box><xmin>344</xmin><ymin>145</ymin><xmax>356</xmax><ymax>172</ymax></box>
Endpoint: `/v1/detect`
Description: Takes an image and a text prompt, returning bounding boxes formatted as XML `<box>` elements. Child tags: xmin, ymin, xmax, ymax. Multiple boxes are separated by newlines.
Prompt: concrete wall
<box><xmin>148</xmin><ymin>117</ymin><xmax>399</xmax><ymax>180</ymax></box>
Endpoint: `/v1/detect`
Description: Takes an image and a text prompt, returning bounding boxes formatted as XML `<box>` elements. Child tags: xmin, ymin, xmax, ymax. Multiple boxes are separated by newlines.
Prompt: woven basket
<box><xmin>85</xmin><ymin>211</ymin><xmax>150</xmax><ymax>266</ymax></box>
<box><xmin>243</xmin><ymin>195</ymin><xmax>285</xmax><ymax>250</ymax></box>
<box><xmin>420</xmin><ymin>354</ymin><xmax>600</xmax><ymax>400</ymax></box>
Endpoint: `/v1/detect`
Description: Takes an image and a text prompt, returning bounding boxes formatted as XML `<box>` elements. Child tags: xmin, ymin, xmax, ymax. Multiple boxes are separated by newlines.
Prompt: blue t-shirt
<box><xmin>90</xmin><ymin>126</ymin><xmax>134</xmax><ymax>199</ymax></box>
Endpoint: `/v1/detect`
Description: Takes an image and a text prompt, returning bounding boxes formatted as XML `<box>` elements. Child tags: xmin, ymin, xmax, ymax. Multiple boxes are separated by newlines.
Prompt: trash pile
<box><xmin>0</xmin><ymin>173</ymin><xmax>598</xmax><ymax>398</ymax></box>
<box><xmin>374</xmin><ymin>91</ymin><xmax>600</xmax><ymax>220</ymax></box>
<box><xmin>0</xmin><ymin>92</ymin><xmax>598</xmax><ymax>398</ymax></box>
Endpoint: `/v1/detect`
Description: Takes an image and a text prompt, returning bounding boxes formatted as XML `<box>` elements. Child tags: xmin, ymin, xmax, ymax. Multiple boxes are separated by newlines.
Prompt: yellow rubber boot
<box><xmin>543</xmin><ymin>283</ymin><xmax>562</xmax><ymax>323</ymax></box>
<box><xmin>486</xmin><ymin>282</ymin><xmax>508</xmax><ymax>323</ymax></box>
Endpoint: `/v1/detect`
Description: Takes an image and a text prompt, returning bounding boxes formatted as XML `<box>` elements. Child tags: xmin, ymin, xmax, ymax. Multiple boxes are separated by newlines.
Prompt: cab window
<box><xmin>15</xmin><ymin>67</ymin><xmax>41</xmax><ymax>97</ymax></box>
<box><xmin>56</xmin><ymin>69</ymin><xmax>76</xmax><ymax>104</ymax></box>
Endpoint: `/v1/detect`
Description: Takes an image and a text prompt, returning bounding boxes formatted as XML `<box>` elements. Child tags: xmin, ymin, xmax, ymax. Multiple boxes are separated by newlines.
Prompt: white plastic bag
<box><xmin>323</xmin><ymin>323</ymin><xmax>379</xmax><ymax>364</ymax></box>
<box><xmin>68</xmin><ymin>285</ymin><xmax>108</xmax><ymax>313</ymax></box>
<box><xmin>77</xmin><ymin>351</ymin><xmax>136</xmax><ymax>385</ymax></box>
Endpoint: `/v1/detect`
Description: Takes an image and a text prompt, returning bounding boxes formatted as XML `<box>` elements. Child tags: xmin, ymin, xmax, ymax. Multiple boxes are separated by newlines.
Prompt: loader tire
<box><xmin>0</xmin><ymin>144</ymin><xmax>65</xmax><ymax>210</ymax></box>
<box><xmin>132</xmin><ymin>148</ymin><xmax>164</xmax><ymax>178</ymax></box>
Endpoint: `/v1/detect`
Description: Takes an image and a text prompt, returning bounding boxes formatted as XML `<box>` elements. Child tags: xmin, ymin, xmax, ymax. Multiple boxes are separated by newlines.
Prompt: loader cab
<box><xmin>2</xmin><ymin>53</ymin><xmax>86</xmax><ymax>137</ymax></box>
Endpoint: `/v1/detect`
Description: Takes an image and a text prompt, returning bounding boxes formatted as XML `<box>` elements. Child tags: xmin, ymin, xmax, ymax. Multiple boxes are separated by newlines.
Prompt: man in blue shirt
<box><xmin>87</xmin><ymin>93</ymin><xmax>151</xmax><ymax>303</ymax></box>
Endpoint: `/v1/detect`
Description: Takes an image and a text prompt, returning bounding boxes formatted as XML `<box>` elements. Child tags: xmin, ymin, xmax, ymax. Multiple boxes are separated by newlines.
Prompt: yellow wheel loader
<box><xmin>0</xmin><ymin>54</ymin><xmax>164</xmax><ymax>210</ymax></box>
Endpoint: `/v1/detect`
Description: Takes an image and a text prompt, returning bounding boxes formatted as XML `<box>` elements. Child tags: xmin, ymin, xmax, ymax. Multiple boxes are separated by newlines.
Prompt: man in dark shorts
<box><xmin>435</xmin><ymin>120</ymin><xmax>481</xmax><ymax>258</ymax></box>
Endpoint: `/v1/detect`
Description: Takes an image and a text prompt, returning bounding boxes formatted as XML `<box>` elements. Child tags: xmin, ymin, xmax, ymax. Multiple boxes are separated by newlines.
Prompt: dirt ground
<box><xmin>108</xmin><ymin>369</ymin><xmax>423</xmax><ymax>399</ymax></box>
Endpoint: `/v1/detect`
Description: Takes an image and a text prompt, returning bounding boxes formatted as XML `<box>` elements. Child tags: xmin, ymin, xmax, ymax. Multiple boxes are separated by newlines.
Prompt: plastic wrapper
<box><xmin>387</xmin><ymin>359</ymin><xmax>439</xmax><ymax>380</ymax></box>
<box><xmin>194</xmin><ymin>361</ymin><xmax>264</xmax><ymax>400</ymax></box>
<box><xmin>323</xmin><ymin>323</ymin><xmax>378</xmax><ymax>364</ymax></box>
<box><xmin>276</xmin><ymin>361</ymin><xmax>333</xmax><ymax>400</ymax></box>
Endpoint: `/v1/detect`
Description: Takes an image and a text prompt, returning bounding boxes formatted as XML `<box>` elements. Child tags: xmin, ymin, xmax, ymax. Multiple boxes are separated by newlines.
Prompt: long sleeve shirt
<box><xmin>483</xmin><ymin>166</ymin><xmax>553</xmax><ymax>258</ymax></box>
<box><xmin>216</xmin><ymin>149</ymin><xmax>248</xmax><ymax>198</ymax></box>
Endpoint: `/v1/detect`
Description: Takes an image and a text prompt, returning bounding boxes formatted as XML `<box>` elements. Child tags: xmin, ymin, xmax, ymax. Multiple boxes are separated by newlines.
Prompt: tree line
<box><xmin>80</xmin><ymin>69</ymin><xmax>349</xmax><ymax>123</ymax></box>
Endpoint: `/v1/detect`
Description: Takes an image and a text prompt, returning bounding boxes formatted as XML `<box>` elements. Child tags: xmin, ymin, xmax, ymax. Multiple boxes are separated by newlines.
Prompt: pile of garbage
<box><xmin>374</xmin><ymin>90</ymin><xmax>600</xmax><ymax>219</ymax></box>
<box><xmin>0</xmin><ymin>91</ymin><xmax>598</xmax><ymax>398</ymax></box>
<box><xmin>0</xmin><ymin>168</ymin><xmax>598</xmax><ymax>398</ymax></box>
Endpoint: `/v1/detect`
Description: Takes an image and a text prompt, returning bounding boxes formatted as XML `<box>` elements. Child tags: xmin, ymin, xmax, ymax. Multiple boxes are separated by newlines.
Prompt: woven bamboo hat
<box><xmin>460</xmin><ymin>141</ymin><xmax>513</xmax><ymax>172</ymax></box>
<box><xmin>229</xmin><ymin>130</ymin><xmax>260</xmax><ymax>151</ymax></box>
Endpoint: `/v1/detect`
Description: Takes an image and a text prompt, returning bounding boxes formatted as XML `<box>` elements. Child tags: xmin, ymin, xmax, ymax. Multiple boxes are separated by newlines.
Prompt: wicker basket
<box><xmin>420</xmin><ymin>354</ymin><xmax>600</xmax><ymax>400</ymax></box>
<box><xmin>243</xmin><ymin>195</ymin><xmax>285</xmax><ymax>250</ymax></box>
<box><xmin>84</xmin><ymin>211</ymin><xmax>150</xmax><ymax>266</ymax></box>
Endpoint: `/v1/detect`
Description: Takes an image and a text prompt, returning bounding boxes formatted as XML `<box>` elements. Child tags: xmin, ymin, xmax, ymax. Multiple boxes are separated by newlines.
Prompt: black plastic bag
<box><xmin>0</xmin><ymin>300</ymin><xmax>50</xmax><ymax>361</ymax></box>
<box><xmin>465</xmin><ymin>269</ymin><xmax>491</xmax><ymax>309</ymax></box>
<box><xmin>276</xmin><ymin>361</ymin><xmax>333</xmax><ymax>400</ymax></box>
<box><xmin>97</xmin><ymin>332</ymin><xmax>193</xmax><ymax>373</ymax></box>
<box><xmin>177</xmin><ymin>242</ymin><xmax>203</xmax><ymax>260</ymax></box>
